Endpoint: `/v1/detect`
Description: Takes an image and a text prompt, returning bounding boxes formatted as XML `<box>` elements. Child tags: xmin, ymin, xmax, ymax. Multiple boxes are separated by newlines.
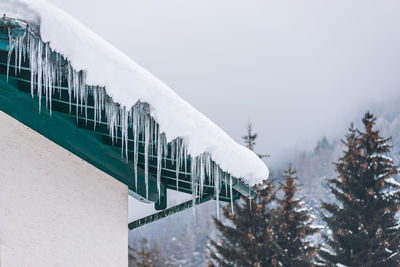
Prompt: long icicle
<box><xmin>133</xmin><ymin>107</ymin><xmax>139</xmax><ymax>190</ymax></box>
<box><xmin>214</xmin><ymin>165</ymin><xmax>220</xmax><ymax>220</ymax></box>
<box><xmin>175</xmin><ymin>139</ymin><xmax>181</xmax><ymax>191</ymax></box>
<box><xmin>156</xmin><ymin>126</ymin><xmax>162</xmax><ymax>201</ymax></box>
<box><xmin>144</xmin><ymin>117</ymin><xmax>150</xmax><ymax>199</ymax></box>
<box><xmin>191</xmin><ymin>156</ymin><xmax>198</xmax><ymax>219</ymax></box>
<box><xmin>230</xmin><ymin>175</ymin><xmax>234</xmax><ymax>216</ymax></box>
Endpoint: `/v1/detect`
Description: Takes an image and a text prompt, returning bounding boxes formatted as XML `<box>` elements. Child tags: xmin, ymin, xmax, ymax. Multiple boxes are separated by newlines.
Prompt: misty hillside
<box><xmin>273</xmin><ymin>136</ymin><xmax>342</xmax><ymax>209</ymax></box>
<box><xmin>278</xmin><ymin>113</ymin><xmax>400</xmax><ymax>211</ymax></box>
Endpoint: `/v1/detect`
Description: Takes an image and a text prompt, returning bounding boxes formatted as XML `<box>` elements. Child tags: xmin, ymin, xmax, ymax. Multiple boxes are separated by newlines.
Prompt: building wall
<box><xmin>0</xmin><ymin>111</ymin><xmax>128</xmax><ymax>267</ymax></box>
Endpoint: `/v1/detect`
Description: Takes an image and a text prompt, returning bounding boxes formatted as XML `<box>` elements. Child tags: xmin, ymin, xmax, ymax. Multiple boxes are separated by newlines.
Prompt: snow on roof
<box><xmin>0</xmin><ymin>0</ymin><xmax>268</xmax><ymax>185</ymax></box>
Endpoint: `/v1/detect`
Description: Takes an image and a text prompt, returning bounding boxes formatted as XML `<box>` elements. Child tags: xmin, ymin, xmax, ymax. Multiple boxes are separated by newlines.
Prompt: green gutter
<box><xmin>129</xmin><ymin>195</ymin><xmax>213</xmax><ymax>230</ymax></box>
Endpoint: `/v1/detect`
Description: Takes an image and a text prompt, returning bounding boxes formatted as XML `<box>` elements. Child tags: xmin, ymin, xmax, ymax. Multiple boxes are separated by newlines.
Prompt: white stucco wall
<box><xmin>0</xmin><ymin>111</ymin><xmax>128</xmax><ymax>267</ymax></box>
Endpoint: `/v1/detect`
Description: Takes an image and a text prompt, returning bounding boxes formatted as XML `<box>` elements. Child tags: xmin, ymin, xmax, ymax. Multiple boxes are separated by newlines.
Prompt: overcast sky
<box><xmin>48</xmin><ymin>0</ymin><xmax>400</xmax><ymax>167</ymax></box>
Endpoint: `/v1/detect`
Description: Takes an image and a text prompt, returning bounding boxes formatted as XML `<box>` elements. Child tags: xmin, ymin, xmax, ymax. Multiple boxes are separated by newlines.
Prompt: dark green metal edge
<box><xmin>129</xmin><ymin>195</ymin><xmax>213</xmax><ymax>230</ymax></box>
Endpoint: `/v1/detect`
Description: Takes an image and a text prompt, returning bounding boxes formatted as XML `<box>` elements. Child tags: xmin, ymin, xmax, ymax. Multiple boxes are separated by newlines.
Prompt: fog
<box><xmin>48</xmin><ymin>0</ymin><xmax>400</xmax><ymax>167</ymax></box>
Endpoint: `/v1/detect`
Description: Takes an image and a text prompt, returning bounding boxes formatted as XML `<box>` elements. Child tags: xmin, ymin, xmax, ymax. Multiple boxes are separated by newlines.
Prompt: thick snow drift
<box><xmin>0</xmin><ymin>0</ymin><xmax>268</xmax><ymax>185</ymax></box>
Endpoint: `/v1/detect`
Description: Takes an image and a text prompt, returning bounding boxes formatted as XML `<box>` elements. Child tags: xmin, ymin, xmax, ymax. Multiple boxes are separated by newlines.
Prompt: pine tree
<box><xmin>243</xmin><ymin>122</ymin><xmax>258</xmax><ymax>151</ymax></box>
<box><xmin>243</xmin><ymin>122</ymin><xmax>269</xmax><ymax>159</ymax></box>
<box><xmin>208</xmin><ymin>181</ymin><xmax>280</xmax><ymax>266</ymax></box>
<box><xmin>273</xmin><ymin>167</ymin><xmax>320</xmax><ymax>266</ymax></box>
<box><xmin>129</xmin><ymin>238</ymin><xmax>164</xmax><ymax>267</ymax></box>
<box><xmin>319</xmin><ymin>112</ymin><xmax>400</xmax><ymax>266</ymax></box>
<box><xmin>208</xmin><ymin>125</ymin><xmax>280</xmax><ymax>266</ymax></box>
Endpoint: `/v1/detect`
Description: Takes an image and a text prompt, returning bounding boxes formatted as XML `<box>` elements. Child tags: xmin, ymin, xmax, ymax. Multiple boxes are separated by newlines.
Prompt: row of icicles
<box><xmin>5</xmin><ymin>23</ymin><xmax>236</xmax><ymax>218</ymax></box>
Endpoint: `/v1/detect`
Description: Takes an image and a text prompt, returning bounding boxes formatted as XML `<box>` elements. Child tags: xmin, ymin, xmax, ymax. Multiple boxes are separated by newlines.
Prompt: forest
<box><xmin>129</xmin><ymin>112</ymin><xmax>400</xmax><ymax>266</ymax></box>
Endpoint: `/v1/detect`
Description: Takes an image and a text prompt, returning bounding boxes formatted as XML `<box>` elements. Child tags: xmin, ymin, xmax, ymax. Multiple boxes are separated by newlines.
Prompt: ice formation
<box><xmin>1</xmin><ymin>0</ymin><xmax>269</xmax><ymax>212</ymax></box>
<box><xmin>4</xmin><ymin>24</ymin><xmax>232</xmax><ymax>208</ymax></box>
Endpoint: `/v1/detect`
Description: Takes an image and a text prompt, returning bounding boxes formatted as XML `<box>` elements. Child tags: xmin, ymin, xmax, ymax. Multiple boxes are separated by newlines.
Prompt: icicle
<box><xmin>37</xmin><ymin>40</ymin><xmax>42</xmax><ymax>112</ymax></box>
<box><xmin>175</xmin><ymin>139</ymin><xmax>181</xmax><ymax>190</ymax></box>
<box><xmin>199</xmin><ymin>154</ymin><xmax>205</xmax><ymax>197</ymax></box>
<box><xmin>13</xmin><ymin>34</ymin><xmax>17</xmax><ymax>76</ymax></box>
<box><xmin>93</xmin><ymin>87</ymin><xmax>98</xmax><ymax>129</ymax></box>
<box><xmin>144</xmin><ymin>117</ymin><xmax>150</xmax><ymax>199</ymax></box>
<box><xmin>6</xmin><ymin>28</ymin><xmax>16</xmax><ymax>82</ymax></box>
<box><xmin>249</xmin><ymin>186</ymin><xmax>252</xmax><ymax>211</ymax></box>
<box><xmin>84</xmin><ymin>85</ymin><xmax>88</xmax><ymax>123</ymax></box>
<box><xmin>183</xmin><ymin>148</ymin><xmax>188</xmax><ymax>176</ymax></box>
<box><xmin>191</xmin><ymin>156</ymin><xmax>198</xmax><ymax>219</ymax></box>
<box><xmin>44</xmin><ymin>43</ymin><xmax>49</xmax><ymax>111</ymax></box>
<box><xmin>156</xmin><ymin>127</ymin><xmax>162</xmax><ymax>200</ymax></box>
<box><xmin>206</xmin><ymin>154</ymin><xmax>211</xmax><ymax>193</ymax></box>
<box><xmin>120</xmin><ymin>107</ymin><xmax>128</xmax><ymax>161</ymax></box>
<box><xmin>163</xmin><ymin>134</ymin><xmax>168</xmax><ymax>168</ymax></box>
<box><xmin>28</xmin><ymin>32</ymin><xmax>36</xmax><ymax>97</ymax></box>
<box><xmin>133</xmin><ymin>106</ymin><xmax>139</xmax><ymax>190</ymax></box>
<box><xmin>149</xmin><ymin>119</ymin><xmax>154</xmax><ymax>156</ymax></box>
<box><xmin>230</xmin><ymin>175</ymin><xmax>234</xmax><ymax>216</ymax></box>
<box><xmin>171</xmin><ymin>140</ymin><xmax>175</xmax><ymax>163</ymax></box>
<box><xmin>214</xmin><ymin>165</ymin><xmax>220</xmax><ymax>220</ymax></box>
<box><xmin>17</xmin><ymin>29</ymin><xmax>26</xmax><ymax>74</ymax></box>
<box><xmin>224</xmin><ymin>173</ymin><xmax>229</xmax><ymax>198</ymax></box>
<box><xmin>206</xmin><ymin>155</ymin><xmax>211</xmax><ymax>183</ymax></box>
<box><xmin>67</xmin><ymin>63</ymin><xmax>72</xmax><ymax>113</ymax></box>
<box><xmin>74</xmin><ymin>71</ymin><xmax>79</xmax><ymax>123</ymax></box>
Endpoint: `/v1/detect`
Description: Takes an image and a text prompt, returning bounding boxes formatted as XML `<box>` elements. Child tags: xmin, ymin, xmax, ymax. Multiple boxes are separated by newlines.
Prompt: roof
<box><xmin>0</xmin><ymin>0</ymin><xmax>269</xmax><ymax>227</ymax></box>
<box><xmin>0</xmin><ymin>0</ymin><xmax>268</xmax><ymax>184</ymax></box>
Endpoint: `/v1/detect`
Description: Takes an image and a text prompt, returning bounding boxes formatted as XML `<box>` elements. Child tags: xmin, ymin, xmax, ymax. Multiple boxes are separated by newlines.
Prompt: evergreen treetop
<box><xmin>320</xmin><ymin>112</ymin><xmax>400</xmax><ymax>266</ymax></box>
<box><xmin>273</xmin><ymin>167</ymin><xmax>320</xmax><ymax>266</ymax></box>
<box><xmin>208</xmin><ymin>180</ymin><xmax>280</xmax><ymax>267</ymax></box>
<box><xmin>209</xmin><ymin>124</ymin><xmax>318</xmax><ymax>267</ymax></box>
<box><xmin>243</xmin><ymin>122</ymin><xmax>258</xmax><ymax>151</ymax></box>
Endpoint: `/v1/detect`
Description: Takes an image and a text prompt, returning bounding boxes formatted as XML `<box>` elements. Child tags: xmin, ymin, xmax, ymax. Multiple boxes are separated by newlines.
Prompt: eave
<box><xmin>0</xmin><ymin>19</ymin><xmax>257</xmax><ymax>228</ymax></box>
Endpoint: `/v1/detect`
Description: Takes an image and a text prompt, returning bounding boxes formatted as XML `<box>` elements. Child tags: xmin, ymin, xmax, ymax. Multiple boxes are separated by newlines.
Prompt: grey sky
<box><xmin>48</xmin><ymin>0</ymin><xmax>400</xmax><ymax>167</ymax></box>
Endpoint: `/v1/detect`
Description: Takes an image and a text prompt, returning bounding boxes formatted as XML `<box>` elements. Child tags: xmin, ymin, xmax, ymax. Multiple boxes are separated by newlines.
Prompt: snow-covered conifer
<box><xmin>319</xmin><ymin>112</ymin><xmax>400</xmax><ymax>266</ymax></box>
<box><xmin>273</xmin><ymin>167</ymin><xmax>320</xmax><ymax>266</ymax></box>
